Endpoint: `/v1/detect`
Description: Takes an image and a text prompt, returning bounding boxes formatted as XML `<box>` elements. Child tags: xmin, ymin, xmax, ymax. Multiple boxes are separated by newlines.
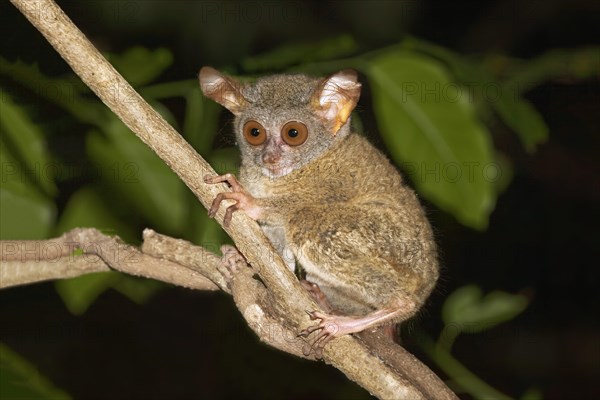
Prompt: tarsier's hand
<box><xmin>218</xmin><ymin>244</ymin><xmax>249</xmax><ymax>283</ymax></box>
<box><xmin>204</xmin><ymin>173</ymin><xmax>263</xmax><ymax>227</ymax></box>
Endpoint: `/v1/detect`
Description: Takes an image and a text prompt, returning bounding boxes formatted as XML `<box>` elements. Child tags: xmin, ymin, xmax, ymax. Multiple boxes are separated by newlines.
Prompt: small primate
<box><xmin>200</xmin><ymin>67</ymin><xmax>439</xmax><ymax>353</ymax></box>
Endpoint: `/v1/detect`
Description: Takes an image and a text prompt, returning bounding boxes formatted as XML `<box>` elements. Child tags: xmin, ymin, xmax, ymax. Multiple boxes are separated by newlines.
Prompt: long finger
<box><xmin>209</xmin><ymin>192</ymin><xmax>246</xmax><ymax>218</ymax></box>
<box><xmin>224</xmin><ymin>203</ymin><xmax>241</xmax><ymax>227</ymax></box>
<box><xmin>208</xmin><ymin>193</ymin><xmax>226</xmax><ymax>218</ymax></box>
<box><xmin>204</xmin><ymin>173</ymin><xmax>242</xmax><ymax>191</ymax></box>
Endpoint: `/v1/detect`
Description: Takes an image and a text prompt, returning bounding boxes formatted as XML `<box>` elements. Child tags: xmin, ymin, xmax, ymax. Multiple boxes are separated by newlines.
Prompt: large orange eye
<box><xmin>281</xmin><ymin>121</ymin><xmax>308</xmax><ymax>146</ymax></box>
<box><xmin>243</xmin><ymin>120</ymin><xmax>267</xmax><ymax>145</ymax></box>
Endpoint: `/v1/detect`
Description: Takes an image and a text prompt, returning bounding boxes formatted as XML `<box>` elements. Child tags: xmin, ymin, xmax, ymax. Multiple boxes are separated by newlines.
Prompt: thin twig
<box><xmin>0</xmin><ymin>228</ymin><xmax>219</xmax><ymax>291</ymax></box>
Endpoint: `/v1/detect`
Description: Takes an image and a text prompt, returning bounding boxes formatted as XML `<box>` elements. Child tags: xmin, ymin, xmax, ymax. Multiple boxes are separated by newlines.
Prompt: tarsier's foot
<box><xmin>299</xmin><ymin>312</ymin><xmax>366</xmax><ymax>357</ymax></box>
<box><xmin>299</xmin><ymin>297</ymin><xmax>416</xmax><ymax>357</ymax></box>
<box><xmin>204</xmin><ymin>173</ymin><xmax>263</xmax><ymax>226</ymax></box>
<box><xmin>218</xmin><ymin>244</ymin><xmax>248</xmax><ymax>283</ymax></box>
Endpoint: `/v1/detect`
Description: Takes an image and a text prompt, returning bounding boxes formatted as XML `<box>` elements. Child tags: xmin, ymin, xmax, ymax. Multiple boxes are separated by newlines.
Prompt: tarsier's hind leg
<box><xmin>299</xmin><ymin>294</ymin><xmax>417</xmax><ymax>356</ymax></box>
<box><xmin>291</xmin><ymin>202</ymin><xmax>432</xmax><ymax>356</ymax></box>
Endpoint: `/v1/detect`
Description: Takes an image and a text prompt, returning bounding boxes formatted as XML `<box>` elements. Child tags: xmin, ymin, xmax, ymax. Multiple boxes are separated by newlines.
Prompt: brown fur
<box><xmin>200</xmin><ymin>67</ymin><xmax>439</xmax><ymax>325</ymax></box>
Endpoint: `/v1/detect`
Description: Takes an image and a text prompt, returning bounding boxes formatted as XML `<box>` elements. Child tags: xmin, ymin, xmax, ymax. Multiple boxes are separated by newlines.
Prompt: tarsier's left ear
<box><xmin>199</xmin><ymin>66</ymin><xmax>248</xmax><ymax>116</ymax></box>
<box><xmin>312</xmin><ymin>69</ymin><xmax>362</xmax><ymax>135</ymax></box>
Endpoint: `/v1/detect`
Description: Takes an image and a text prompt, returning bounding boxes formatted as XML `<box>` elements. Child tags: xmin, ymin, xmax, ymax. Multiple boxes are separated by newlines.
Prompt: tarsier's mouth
<box><xmin>262</xmin><ymin>164</ymin><xmax>293</xmax><ymax>178</ymax></box>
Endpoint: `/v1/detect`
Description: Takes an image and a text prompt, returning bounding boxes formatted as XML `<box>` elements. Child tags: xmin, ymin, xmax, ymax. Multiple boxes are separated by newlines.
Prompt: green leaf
<box><xmin>208</xmin><ymin>146</ymin><xmax>239</xmax><ymax>176</ymax></box>
<box><xmin>0</xmin><ymin>343</ymin><xmax>71</xmax><ymax>400</ymax></box>
<box><xmin>242</xmin><ymin>35</ymin><xmax>358</xmax><ymax>72</ymax></box>
<box><xmin>491</xmin><ymin>152</ymin><xmax>514</xmax><ymax>195</ymax></box>
<box><xmin>54</xmin><ymin>186</ymin><xmax>138</xmax><ymax>243</ymax></box>
<box><xmin>391</xmin><ymin>38</ymin><xmax>506</xmax><ymax>130</ymax></box>
<box><xmin>0</xmin><ymin>92</ymin><xmax>57</xmax><ymax>196</ymax></box>
<box><xmin>106</xmin><ymin>47</ymin><xmax>173</xmax><ymax>87</ymax></box>
<box><xmin>0</xmin><ymin>139</ymin><xmax>55</xmax><ymax>240</ymax></box>
<box><xmin>368</xmin><ymin>52</ymin><xmax>496</xmax><ymax>229</ymax></box>
<box><xmin>393</xmin><ymin>42</ymin><xmax>548</xmax><ymax>152</ymax></box>
<box><xmin>55</xmin><ymin>272</ymin><xmax>118</xmax><ymax>315</ymax></box>
<box><xmin>493</xmin><ymin>91</ymin><xmax>548</xmax><ymax>152</ymax></box>
<box><xmin>0</xmin><ymin>186</ymin><xmax>55</xmax><ymax>240</ymax></box>
<box><xmin>111</xmin><ymin>275</ymin><xmax>163</xmax><ymax>304</ymax></box>
<box><xmin>183</xmin><ymin>89</ymin><xmax>221</xmax><ymax>156</ymax></box>
<box><xmin>55</xmin><ymin>272</ymin><xmax>162</xmax><ymax>315</ymax></box>
<box><xmin>0</xmin><ymin>58</ymin><xmax>104</xmax><ymax>125</ymax></box>
<box><xmin>140</xmin><ymin>80</ymin><xmax>198</xmax><ymax>100</ymax></box>
<box><xmin>86</xmin><ymin>114</ymin><xmax>186</xmax><ymax>233</ymax></box>
<box><xmin>442</xmin><ymin>285</ymin><xmax>529</xmax><ymax>333</ymax></box>
<box><xmin>397</xmin><ymin>37</ymin><xmax>486</xmax><ymax>84</ymax></box>
<box><xmin>187</xmin><ymin>194</ymin><xmax>229</xmax><ymax>249</ymax></box>
<box><xmin>503</xmin><ymin>47</ymin><xmax>600</xmax><ymax>93</ymax></box>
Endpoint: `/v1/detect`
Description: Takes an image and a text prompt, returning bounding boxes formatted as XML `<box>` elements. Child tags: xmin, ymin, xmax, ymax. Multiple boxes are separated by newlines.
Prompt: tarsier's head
<box><xmin>199</xmin><ymin>67</ymin><xmax>361</xmax><ymax>178</ymax></box>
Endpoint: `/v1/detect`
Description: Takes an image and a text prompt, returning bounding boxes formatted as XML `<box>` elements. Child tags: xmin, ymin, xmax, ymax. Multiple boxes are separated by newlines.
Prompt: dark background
<box><xmin>1</xmin><ymin>1</ymin><xmax>599</xmax><ymax>399</ymax></box>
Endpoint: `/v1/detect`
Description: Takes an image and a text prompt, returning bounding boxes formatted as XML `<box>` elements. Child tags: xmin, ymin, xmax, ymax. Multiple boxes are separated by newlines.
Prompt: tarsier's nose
<box><xmin>262</xmin><ymin>151</ymin><xmax>281</xmax><ymax>165</ymax></box>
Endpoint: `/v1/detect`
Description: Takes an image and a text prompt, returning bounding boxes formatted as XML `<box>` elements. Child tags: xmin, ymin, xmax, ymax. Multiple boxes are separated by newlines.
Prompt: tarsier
<box><xmin>199</xmin><ymin>67</ymin><xmax>439</xmax><ymax>354</ymax></box>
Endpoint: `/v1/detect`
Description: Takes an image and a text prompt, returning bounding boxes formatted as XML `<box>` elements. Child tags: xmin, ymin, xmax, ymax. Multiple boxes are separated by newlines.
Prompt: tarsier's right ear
<box><xmin>311</xmin><ymin>69</ymin><xmax>361</xmax><ymax>135</ymax></box>
<box><xmin>199</xmin><ymin>67</ymin><xmax>248</xmax><ymax>116</ymax></box>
